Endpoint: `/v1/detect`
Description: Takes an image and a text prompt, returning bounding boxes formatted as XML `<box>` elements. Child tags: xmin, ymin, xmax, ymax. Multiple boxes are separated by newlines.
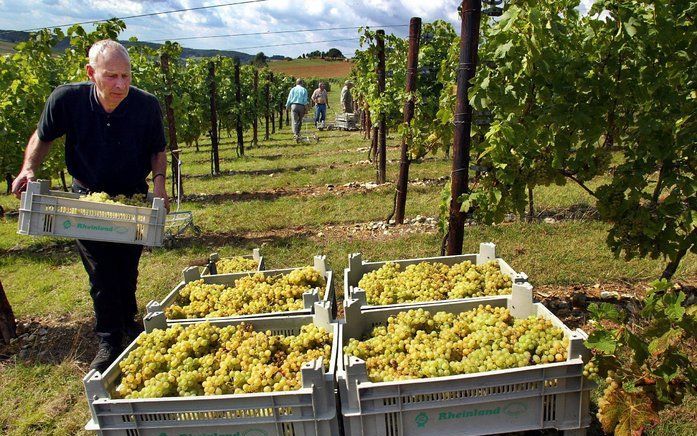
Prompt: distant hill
<box><xmin>0</xmin><ymin>29</ymin><xmax>255</xmax><ymax>61</ymax></box>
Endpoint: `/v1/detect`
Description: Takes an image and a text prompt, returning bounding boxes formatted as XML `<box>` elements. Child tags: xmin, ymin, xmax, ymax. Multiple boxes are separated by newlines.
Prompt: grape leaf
<box><xmin>599</xmin><ymin>388</ymin><xmax>658</xmax><ymax>436</ymax></box>
<box><xmin>585</xmin><ymin>330</ymin><xmax>617</xmax><ymax>354</ymax></box>
<box><xmin>624</xmin><ymin>17</ymin><xmax>639</xmax><ymax>37</ymax></box>
<box><xmin>588</xmin><ymin>302</ymin><xmax>625</xmax><ymax>323</ymax></box>
<box><xmin>648</xmin><ymin>328</ymin><xmax>682</xmax><ymax>356</ymax></box>
<box><xmin>663</xmin><ymin>292</ymin><xmax>686</xmax><ymax>322</ymax></box>
<box><xmin>624</xmin><ymin>331</ymin><xmax>649</xmax><ymax>365</ymax></box>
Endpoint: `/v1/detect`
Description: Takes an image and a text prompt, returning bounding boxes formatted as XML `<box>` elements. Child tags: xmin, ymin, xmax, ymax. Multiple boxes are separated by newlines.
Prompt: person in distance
<box><xmin>11</xmin><ymin>39</ymin><xmax>170</xmax><ymax>373</ymax></box>
<box><xmin>341</xmin><ymin>80</ymin><xmax>354</xmax><ymax>114</ymax></box>
<box><xmin>285</xmin><ymin>78</ymin><xmax>309</xmax><ymax>141</ymax></box>
<box><xmin>311</xmin><ymin>81</ymin><xmax>329</xmax><ymax>128</ymax></box>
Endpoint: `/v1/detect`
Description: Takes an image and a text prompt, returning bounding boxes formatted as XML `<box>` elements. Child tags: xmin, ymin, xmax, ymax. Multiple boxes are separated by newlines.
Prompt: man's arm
<box><xmin>11</xmin><ymin>131</ymin><xmax>53</xmax><ymax>197</ymax></box>
<box><xmin>150</xmin><ymin>150</ymin><xmax>169</xmax><ymax>212</ymax></box>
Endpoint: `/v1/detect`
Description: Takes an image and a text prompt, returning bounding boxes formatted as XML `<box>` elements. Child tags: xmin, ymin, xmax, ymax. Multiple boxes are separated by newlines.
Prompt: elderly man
<box><xmin>340</xmin><ymin>80</ymin><xmax>354</xmax><ymax>113</ymax></box>
<box><xmin>311</xmin><ymin>82</ymin><xmax>329</xmax><ymax>128</ymax></box>
<box><xmin>11</xmin><ymin>40</ymin><xmax>168</xmax><ymax>372</ymax></box>
<box><xmin>285</xmin><ymin>78</ymin><xmax>309</xmax><ymax>140</ymax></box>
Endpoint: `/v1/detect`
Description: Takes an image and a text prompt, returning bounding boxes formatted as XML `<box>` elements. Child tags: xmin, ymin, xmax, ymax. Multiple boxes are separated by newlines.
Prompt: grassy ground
<box><xmin>0</xmin><ymin>84</ymin><xmax>695</xmax><ymax>436</ymax></box>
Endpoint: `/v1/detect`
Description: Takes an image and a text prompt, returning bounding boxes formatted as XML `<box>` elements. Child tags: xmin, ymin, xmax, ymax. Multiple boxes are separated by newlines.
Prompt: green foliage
<box><xmin>585</xmin><ymin>280</ymin><xmax>697</xmax><ymax>435</ymax></box>
<box><xmin>251</xmin><ymin>51</ymin><xmax>267</xmax><ymax>67</ymax></box>
<box><xmin>352</xmin><ymin>21</ymin><xmax>458</xmax><ymax>159</ymax></box>
<box><xmin>589</xmin><ymin>0</ymin><xmax>697</xmax><ymax>267</ymax></box>
<box><xmin>461</xmin><ymin>0</ymin><xmax>696</xmax><ymax>277</ymax></box>
<box><xmin>325</xmin><ymin>48</ymin><xmax>345</xmax><ymax>59</ymax></box>
<box><xmin>351</xmin><ymin>27</ymin><xmax>407</xmax><ymax>130</ymax></box>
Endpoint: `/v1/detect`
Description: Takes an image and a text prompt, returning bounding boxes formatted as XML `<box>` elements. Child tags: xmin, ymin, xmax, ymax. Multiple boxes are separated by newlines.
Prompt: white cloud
<box><xmin>0</xmin><ymin>0</ymin><xmax>457</xmax><ymax>56</ymax></box>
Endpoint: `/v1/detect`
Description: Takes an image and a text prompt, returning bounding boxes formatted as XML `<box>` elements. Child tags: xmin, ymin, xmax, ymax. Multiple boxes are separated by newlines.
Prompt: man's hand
<box><xmin>12</xmin><ymin>131</ymin><xmax>52</xmax><ymax>198</ymax></box>
<box><xmin>153</xmin><ymin>182</ymin><xmax>170</xmax><ymax>213</ymax></box>
<box><xmin>11</xmin><ymin>168</ymin><xmax>36</xmax><ymax>198</ymax></box>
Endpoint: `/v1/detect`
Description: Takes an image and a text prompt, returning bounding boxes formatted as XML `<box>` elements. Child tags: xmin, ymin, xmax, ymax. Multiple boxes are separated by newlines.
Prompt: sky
<box><xmin>0</xmin><ymin>0</ymin><xmax>596</xmax><ymax>57</ymax></box>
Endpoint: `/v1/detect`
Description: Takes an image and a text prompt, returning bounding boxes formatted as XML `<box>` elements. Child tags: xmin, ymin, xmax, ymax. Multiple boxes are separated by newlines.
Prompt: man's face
<box><xmin>320</xmin><ymin>83</ymin><xmax>325</xmax><ymax>90</ymax></box>
<box><xmin>86</xmin><ymin>50</ymin><xmax>131</xmax><ymax>112</ymax></box>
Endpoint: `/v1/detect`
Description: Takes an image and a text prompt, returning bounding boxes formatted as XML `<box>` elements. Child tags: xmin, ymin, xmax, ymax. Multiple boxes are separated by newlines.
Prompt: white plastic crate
<box><xmin>84</xmin><ymin>302</ymin><xmax>338</xmax><ymax>435</ymax></box>
<box><xmin>146</xmin><ymin>255</ymin><xmax>335</xmax><ymax>323</ymax></box>
<box><xmin>345</xmin><ymin>242</ymin><xmax>528</xmax><ymax>311</ymax></box>
<box><xmin>18</xmin><ymin>180</ymin><xmax>166</xmax><ymax>247</ymax></box>
<box><xmin>337</xmin><ymin>284</ymin><xmax>592</xmax><ymax>436</ymax></box>
<box><xmin>200</xmin><ymin>248</ymin><xmax>265</xmax><ymax>276</ymax></box>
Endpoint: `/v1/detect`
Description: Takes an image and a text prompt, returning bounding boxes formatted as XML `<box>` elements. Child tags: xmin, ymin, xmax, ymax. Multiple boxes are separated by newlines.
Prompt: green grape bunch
<box><xmin>166</xmin><ymin>266</ymin><xmax>326</xmax><ymax>319</ymax></box>
<box><xmin>344</xmin><ymin>305</ymin><xmax>568</xmax><ymax>382</ymax></box>
<box><xmin>115</xmin><ymin>321</ymin><xmax>333</xmax><ymax>398</ymax></box>
<box><xmin>80</xmin><ymin>192</ymin><xmax>150</xmax><ymax>207</ymax></box>
<box><xmin>357</xmin><ymin>260</ymin><xmax>512</xmax><ymax>305</ymax></box>
<box><xmin>215</xmin><ymin>256</ymin><xmax>258</xmax><ymax>274</ymax></box>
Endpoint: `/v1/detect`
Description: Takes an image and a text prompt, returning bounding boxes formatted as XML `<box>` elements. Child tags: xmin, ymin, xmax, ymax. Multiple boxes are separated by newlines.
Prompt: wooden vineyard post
<box><xmin>270</xmin><ymin>73</ymin><xmax>276</xmax><ymax>135</ymax></box>
<box><xmin>208</xmin><ymin>61</ymin><xmax>220</xmax><ymax>175</ymax></box>
<box><xmin>365</xmin><ymin>103</ymin><xmax>372</xmax><ymax>140</ymax></box>
<box><xmin>278</xmin><ymin>100</ymin><xmax>284</xmax><ymax>130</ymax></box>
<box><xmin>234</xmin><ymin>61</ymin><xmax>244</xmax><ymax>157</ymax></box>
<box><xmin>252</xmin><ymin>69</ymin><xmax>259</xmax><ymax>147</ymax></box>
<box><xmin>59</xmin><ymin>170</ymin><xmax>68</xmax><ymax>191</ymax></box>
<box><xmin>360</xmin><ymin>99</ymin><xmax>367</xmax><ymax>138</ymax></box>
<box><xmin>286</xmin><ymin>106</ymin><xmax>290</xmax><ymax>126</ymax></box>
<box><xmin>0</xmin><ymin>280</ymin><xmax>16</xmax><ymax>345</ymax></box>
<box><xmin>265</xmin><ymin>73</ymin><xmax>272</xmax><ymax>140</ymax></box>
<box><xmin>376</xmin><ymin>30</ymin><xmax>387</xmax><ymax>184</ymax></box>
<box><xmin>161</xmin><ymin>52</ymin><xmax>182</xmax><ymax>198</ymax></box>
<box><xmin>394</xmin><ymin>18</ymin><xmax>422</xmax><ymax>224</ymax></box>
<box><xmin>446</xmin><ymin>0</ymin><xmax>481</xmax><ymax>255</ymax></box>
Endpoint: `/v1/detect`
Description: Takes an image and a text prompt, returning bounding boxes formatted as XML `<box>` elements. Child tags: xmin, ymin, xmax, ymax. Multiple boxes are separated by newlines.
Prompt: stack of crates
<box><xmin>85</xmin><ymin>252</ymin><xmax>340</xmax><ymax>435</ymax></box>
<box><xmin>337</xmin><ymin>243</ymin><xmax>593</xmax><ymax>435</ymax></box>
<box><xmin>84</xmin><ymin>302</ymin><xmax>340</xmax><ymax>435</ymax></box>
<box><xmin>336</xmin><ymin>285</ymin><xmax>593</xmax><ymax>436</ymax></box>
<box><xmin>334</xmin><ymin>112</ymin><xmax>359</xmax><ymax>131</ymax></box>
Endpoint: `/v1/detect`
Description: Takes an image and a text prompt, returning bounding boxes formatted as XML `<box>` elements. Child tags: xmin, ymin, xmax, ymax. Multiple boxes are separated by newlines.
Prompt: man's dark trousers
<box><xmin>76</xmin><ymin>239</ymin><xmax>143</xmax><ymax>346</ymax></box>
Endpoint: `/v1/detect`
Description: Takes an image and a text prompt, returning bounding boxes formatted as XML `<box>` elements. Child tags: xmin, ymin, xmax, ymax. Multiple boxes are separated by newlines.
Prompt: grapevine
<box><xmin>116</xmin><ymin>321</ymin><xmax>333</xmax><ymax>398</ymax></box>
<box><xmin>583</xmin><ymin>280</ymin><xmax>696</xmax><ymax>435</ymax></box>
<box><xmin>344</xmin><ymin>305</ymin><xmax>568</xmax><ymax>382</ymax></box>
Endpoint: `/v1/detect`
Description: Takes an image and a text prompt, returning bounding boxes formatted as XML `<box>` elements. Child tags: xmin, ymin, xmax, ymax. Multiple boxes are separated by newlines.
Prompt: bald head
<box><xmin>86</xmin><ymin>40</ymin><xmax>132</xmax><ymax>113</ymax></box>
<box><xmin>88</xmin><ymin>40</ymin><xmax>130</xmax><ymax>68</ymax></box>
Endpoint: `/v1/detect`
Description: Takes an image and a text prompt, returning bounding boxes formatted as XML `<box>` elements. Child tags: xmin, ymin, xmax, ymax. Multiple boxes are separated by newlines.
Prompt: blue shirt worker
<box><xmin>285</xmin><ymin>78</ymin><xmax>309</xmax><ymax>140</ymax></box>
<box><xmin>11</xmin><ymin>40</ymin><xmax>169</xmax><ymax>372</ymax></box>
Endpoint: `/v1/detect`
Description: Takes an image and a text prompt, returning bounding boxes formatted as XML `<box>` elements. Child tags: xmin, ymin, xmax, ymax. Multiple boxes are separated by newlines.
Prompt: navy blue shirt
<box><xmin>37</xmin><ymin>82</ymin><xmax>166</xmax><ymax>196</ymax></box>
